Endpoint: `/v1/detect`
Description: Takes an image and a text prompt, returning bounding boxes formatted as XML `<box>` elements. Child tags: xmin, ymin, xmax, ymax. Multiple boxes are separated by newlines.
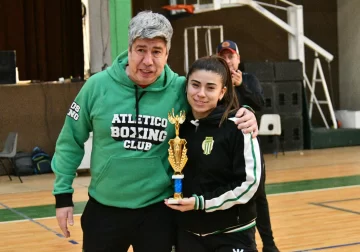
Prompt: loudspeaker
<box><xmin>275</xmin><ymin>81</ymin><xmax>303</xmax><ymax>115</ymax></box>
<box><xmin>0</xmin><ymin>51</ymin><xmax>16</xmax><ymax>84</ymax></box>
<box><xmin>281</xmin><ymin>115</ymin><xmax>304</xmax><ymax>151</ymax></box>
<box><xmin>260</xmin><ymin>82</ymin><xmax>277</xmax><ymax>114</ymax></box>
<box><xmin>243</xmin><ymin>62</ymin><xmax>275</xmax><ymax>82</ymax></box>
<box><xmin>274</xmin><ymin>61</ymin><xmax>303</xmax><ymax>81</ymax></box>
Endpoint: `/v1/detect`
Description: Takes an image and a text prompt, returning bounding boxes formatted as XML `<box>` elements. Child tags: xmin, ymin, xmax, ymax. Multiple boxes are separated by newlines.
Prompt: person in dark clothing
<box><xmin>216</xmin><ymin>40</ymin><xmax>264</xmax><ymax>111</ymax></box>
<box><xmin>165</xmin><ymin>56</ymin><xmax>263</xmax><ymax>252</ymax></box>
<box><xmin>217</xmin><ymin>40</ymin><xmax>280</xmax><ymax>252</ymax></box>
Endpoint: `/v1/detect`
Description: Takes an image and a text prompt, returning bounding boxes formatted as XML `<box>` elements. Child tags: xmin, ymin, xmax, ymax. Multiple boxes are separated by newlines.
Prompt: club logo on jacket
<box><xmin>202</xmin><ymin>137</ymin><xmax>214</xmax><ymax>155</ymax></box>
<box><xmin>111</xmin><ymin>114</ymin><xmax>168</xmax><ymax>152</ymax></box>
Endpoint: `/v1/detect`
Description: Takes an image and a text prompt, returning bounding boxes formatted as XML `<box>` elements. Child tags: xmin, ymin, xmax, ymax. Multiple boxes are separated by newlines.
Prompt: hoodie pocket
<box><xmin>94</xmin><ymin>156</ymin><xmax>171</xmax><ymax>206</ymax></box>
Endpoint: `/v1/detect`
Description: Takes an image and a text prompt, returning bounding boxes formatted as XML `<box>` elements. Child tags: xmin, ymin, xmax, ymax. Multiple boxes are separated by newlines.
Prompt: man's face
<box><xmin>127</xmin><ymin>38</ymin><xmax>168</xmax><ymax>86</ymax></box>
<box><xmin>218</xmin><ymin>50</ymin><xmax>240</xmax><ymax>71</ymax></box>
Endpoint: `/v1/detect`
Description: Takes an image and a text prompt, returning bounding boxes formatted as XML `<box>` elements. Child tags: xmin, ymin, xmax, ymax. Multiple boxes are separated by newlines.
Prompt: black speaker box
<box><xmin>0</xmin><ymin>51</ymin><xmax>16</xmax><ymax>84</ymax></box>
<box><xmin>243</xmin><ymin>62</ymin><xmax>275</xmax><ymax>82</ymax></box>
<box><xmin>275</xmin><ymin>81</ymin><xmax>303</xmax><ymax>115</ymax></box>
<box><xmin>258</xmin><ymin>113</ymin><xmax>304</xmax><ymax>153</ymax></box>
<box><xmin>274</xmin><ymin>61</ymin><xmax>303</xmax><ymax>81</ymax></box>
<box><xmin>281</xmin><ymin>115</ymin><xmax>304</xmax><ymax>151</ymax></box>
<box><xmin>260</xmin><ymin>82</ymin><xmax>277</xmax><ymax>114</ymax></box>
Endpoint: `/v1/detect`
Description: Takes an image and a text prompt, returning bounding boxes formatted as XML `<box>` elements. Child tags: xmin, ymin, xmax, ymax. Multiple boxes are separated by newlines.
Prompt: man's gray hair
<box><xmin>128</xmin><ymin>11</ymin><xmax>173</xmax><ymax>52</ymax></box>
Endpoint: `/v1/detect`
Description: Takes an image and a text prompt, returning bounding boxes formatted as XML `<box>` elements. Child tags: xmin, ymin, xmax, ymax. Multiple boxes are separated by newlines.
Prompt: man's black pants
<box><xmin>81</xmin><ymin>196</ymin><xmax>176</xmax><ymax>252</ymax></box>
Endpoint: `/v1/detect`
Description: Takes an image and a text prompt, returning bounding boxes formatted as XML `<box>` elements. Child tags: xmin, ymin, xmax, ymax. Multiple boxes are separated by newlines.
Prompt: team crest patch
<box><xmin>202</xmin><ymin>137</ymin><xmax>214</xmax><ymax>155</ymax></box>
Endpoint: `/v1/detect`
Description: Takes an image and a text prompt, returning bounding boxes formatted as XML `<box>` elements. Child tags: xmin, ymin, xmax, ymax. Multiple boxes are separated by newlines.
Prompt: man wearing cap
<box><xmin>217</xmin><ymin>40</ymin><xmax>264</xmax><ymax>111</ymax></box>
<box><xmin>217</xmin><ymin>40</ymin><xmax>280</xmax><ymax>252</ymax></box>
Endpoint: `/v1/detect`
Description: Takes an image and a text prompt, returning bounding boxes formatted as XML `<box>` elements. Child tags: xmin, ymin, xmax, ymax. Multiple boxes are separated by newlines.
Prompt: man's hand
<box><xmin>56</xmin><ymin>207</ymin><xmax>74</xmax><ymax>238</ymax></box>
<box><xmin>231</xmin><ymin>69</ymin><xmax>243</xmax><ymax>86</ymax></box>
<box><xmin>164</xmin><ymin>197</ymin><xmax>196</xmax><ymax>212</ymax></box>
<box><xmin>234</xmin><ymin>107</ymin><xmax>258</xmax><ymax>138</ymax></box>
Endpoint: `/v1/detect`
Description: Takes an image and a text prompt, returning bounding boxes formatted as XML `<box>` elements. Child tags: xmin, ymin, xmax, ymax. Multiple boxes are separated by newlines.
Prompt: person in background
<box><xmin>166</xmin><ymin>56</ymin><xmax>262</xmax><ymax>252</ymax></box>
<box><xmin>217</xmin><ymin>40</ymin><xmax>280</xmax><ymax>252</ymax></box>
<box><xmin>217</xmin><ymin>40</ymin><xmax>264</xmax><ymax>111</ymax></box>
<box><xmin>52</xmin><ymin>11</ymin><xmax>260</xmax><ymax>252</ymax></box>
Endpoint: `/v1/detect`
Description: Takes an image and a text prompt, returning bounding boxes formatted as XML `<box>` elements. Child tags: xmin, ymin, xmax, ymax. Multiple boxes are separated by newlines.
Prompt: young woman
<box><xmin>165</xmin><ymin>56</ymin><xmax>262</xmax><ymax>252</ymax></box>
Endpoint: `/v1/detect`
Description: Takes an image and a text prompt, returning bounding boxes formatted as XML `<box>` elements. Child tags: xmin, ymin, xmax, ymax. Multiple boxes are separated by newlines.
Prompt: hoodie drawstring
<box><xmin>190</xmin><ymin>119</ymin><xmax>199</xmax><ymax>132</ymax></box>
<box><xmin>134</xmin><ymin>85</ymin><xmax>147</xmax><ymax>149</ymax></box>
<box><xmin>135</xmin><ymin>86</ymin><xmax>140</xmax><ymax>146</ymax></box>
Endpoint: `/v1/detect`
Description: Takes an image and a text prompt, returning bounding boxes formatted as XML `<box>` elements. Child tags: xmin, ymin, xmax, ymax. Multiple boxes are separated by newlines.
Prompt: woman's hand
<box><xmin>164</xmin><ymin>197</ymin><xmax>196</xmax><ymax>212</ymax></box>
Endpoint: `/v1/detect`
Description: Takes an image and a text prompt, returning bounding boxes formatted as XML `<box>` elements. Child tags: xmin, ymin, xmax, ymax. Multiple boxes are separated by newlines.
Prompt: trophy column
<box><xmin>169</xmin><ymin>174</ymin><xmax>184</xmax><ymax>204</ymax></box>
<box><xmin>167</xmin><ymin>109</ymin><xmax>188</xmax><ymax>204</ymax></box>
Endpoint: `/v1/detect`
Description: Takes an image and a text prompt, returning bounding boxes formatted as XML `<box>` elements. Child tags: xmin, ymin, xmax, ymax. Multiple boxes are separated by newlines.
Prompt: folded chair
<box><xmin>258</xmin><ymin>114</ymin><xmax>285</xmax><ymax>158</ymax></box>
<box><xmin>0</xmin><ymin>132</ymin><xmax>22</xmax><ymax>183</ymax></box>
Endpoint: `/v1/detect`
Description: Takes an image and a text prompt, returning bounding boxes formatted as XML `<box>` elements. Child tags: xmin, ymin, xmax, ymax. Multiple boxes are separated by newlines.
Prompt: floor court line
<box><xmin>293</xmin><ymin>241</ymin><xmax>360</xmax><ymax>251</ymax></box>
<box><xmin>267</xmin><ymin>185</ymin><xmax>360</xmax><ymax>196</ymax></box>
<box><xmin>315</xmin><ymin>197</ymin><xmax>360</xmax><ymax>204</ymax></box>
<box><xmin>0</xmin><ymin>214</ymin><xmax>82</xmax><ymax>224</ymax></box>
<box><xmin>0</xmin><ymin>201</ymin><xmax>79</xmax><ymax>245</ymax></box>
<box><xmin>309</xmin><ymin>202</ymin><xmax>360</xmax><ymax>215</ymax></box>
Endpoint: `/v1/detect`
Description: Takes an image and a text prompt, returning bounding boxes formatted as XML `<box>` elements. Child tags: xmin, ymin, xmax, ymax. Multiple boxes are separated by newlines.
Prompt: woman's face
<box><xmin>186</xmin><ymin>70</ymin><xmax>226</xmax><ymax>119</ymax></box>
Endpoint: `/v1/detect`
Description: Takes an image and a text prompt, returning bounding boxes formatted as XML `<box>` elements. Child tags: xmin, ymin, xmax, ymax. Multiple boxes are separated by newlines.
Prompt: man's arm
<box><xmin>52</xmin><ymin>78</ymin><xmax>95</xmax><ymax>237</ymax></box>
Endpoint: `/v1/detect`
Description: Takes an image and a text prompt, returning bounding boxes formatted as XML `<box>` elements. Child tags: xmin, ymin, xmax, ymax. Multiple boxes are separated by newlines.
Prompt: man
<box><xmin>52</xmin><ymin>12</ymin><xmax>259</xmax><ymax>252</ymax></box>
<box><xmin>217</xmin><ymin>40</ymin><xmax>264</xmax><ymax>111</ymax></box>
<box><xmin>217</xmin><ymin>40</ymin><xmax>280</xmax><ymax>252</ymax></box>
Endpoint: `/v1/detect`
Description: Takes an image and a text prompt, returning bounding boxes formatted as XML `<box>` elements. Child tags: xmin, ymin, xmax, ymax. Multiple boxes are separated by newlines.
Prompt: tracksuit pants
<box><xmin>256</xmin><ymin>158</ymin><xmax>277</xmax><ymax>249</ymax></box>
<box><xmin>176</xmin><ymin>227</ymin><xmax>258</xmax><ymax>252</ymax></box>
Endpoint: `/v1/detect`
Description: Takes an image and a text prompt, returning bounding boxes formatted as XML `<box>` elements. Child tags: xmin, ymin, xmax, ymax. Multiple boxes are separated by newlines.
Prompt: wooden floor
<box><xmin>1</xmin><ymin>146</ymin><xmax>360</xmax><ymax>252</ymax></box>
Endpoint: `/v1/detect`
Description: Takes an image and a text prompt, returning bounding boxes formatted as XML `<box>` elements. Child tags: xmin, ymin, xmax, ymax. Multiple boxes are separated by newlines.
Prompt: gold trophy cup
<box><xmin>167</xmin><ymin>109</ymin><xmax>188</xmax><ymax>204</ymax></box>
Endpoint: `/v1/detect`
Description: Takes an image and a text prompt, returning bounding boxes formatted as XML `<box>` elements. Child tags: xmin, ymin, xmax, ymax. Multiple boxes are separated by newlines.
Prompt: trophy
<box><xmin>167</xmin><ymin>109</ymin><xmax>188</xmax><ymax>204</ymax></box>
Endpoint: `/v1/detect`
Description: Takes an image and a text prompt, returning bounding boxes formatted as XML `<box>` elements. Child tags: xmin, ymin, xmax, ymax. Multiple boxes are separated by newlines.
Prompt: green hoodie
<box><xmin>52</xmin><ymin>51</ymin><xmax>188</xmax><ymax>209</ymax></box>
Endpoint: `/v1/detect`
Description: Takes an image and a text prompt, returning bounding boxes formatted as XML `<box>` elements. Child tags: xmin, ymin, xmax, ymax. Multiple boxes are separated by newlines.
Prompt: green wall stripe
<box><xmin>0</xmin><ymin>202</ymin><xmax>87</xmax><ymax>222</ymax></box>
<box><xmin>266</xmin><ymin>175</ymin><xmax>360</xmax><ymax>195</ymax></box>
<box><xmin>0</xmin><ymin>209</ymin><xmax>20</xmax><ymax>222</ymax></box>
<box><xmin>109</xmin><ymin>0</ymin><xmax>132</xmax><ymax>61</ymax></box>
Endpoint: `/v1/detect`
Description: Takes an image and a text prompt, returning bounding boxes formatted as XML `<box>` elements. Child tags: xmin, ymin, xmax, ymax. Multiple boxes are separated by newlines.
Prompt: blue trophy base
<box><xmin>168</xmin><ymin>174</ymin><xmax>184</xmax><ymax>205</ymax></box>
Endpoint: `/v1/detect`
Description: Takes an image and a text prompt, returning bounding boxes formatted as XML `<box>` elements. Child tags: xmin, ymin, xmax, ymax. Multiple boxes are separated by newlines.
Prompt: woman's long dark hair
<box><xmin>186</xmin><ymin>56</ymin><xmax>239</xmax><ymax>126</ymax></box>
